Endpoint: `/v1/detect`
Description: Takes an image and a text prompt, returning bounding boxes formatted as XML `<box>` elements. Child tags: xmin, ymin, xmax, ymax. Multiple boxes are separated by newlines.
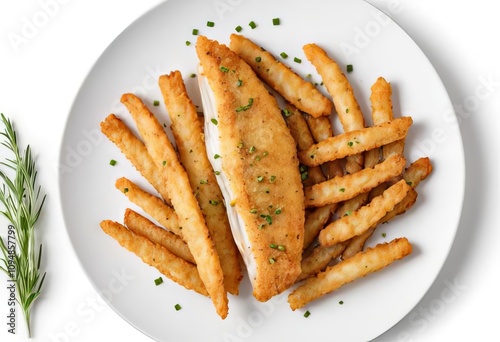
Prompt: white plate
<box><xmin>58</xmin><ymin>0</ymin><xmax>465</xmax><ymax>341</ymax></box>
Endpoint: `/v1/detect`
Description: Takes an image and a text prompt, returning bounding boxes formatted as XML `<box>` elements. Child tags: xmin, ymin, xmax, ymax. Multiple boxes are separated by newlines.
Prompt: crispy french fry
<box><xmin>297</xmin><ymin>242</ymin><xmax>347</xmax><ymax>282</ymax></box>
<box><xmin>298</xmin><ymin>117</ymin><xmax>413</xmax><ymax>167</ymax></box>
<box><xmin>159</xmin><ymin>70</ymin><xmax>242</xmax><ymax>296</ymax></box>
<box><xmin>403</xmin><ymin>157</ymin><xmax>433</xmax><ymax>188</ymax></box>
<box><xmin>319</xmin><ymin>179</ymin><xmax>411</xmax><ymax>246</ymax></box>
<box><xmin>288</xmin><ymin>237</ymin><xmax>412</xmax><ymax>310</ymax></box>
<box><xmin>341</xmin><ymin>227</ymin><xmax>376</xmax><ymax>260</ymax></box>
<box><xmin>120</xmin><ymin>93</ymin><xmax>228</xmax><ymax>319</ymax></box>
<box><xmin>116</xmin><ymin>177</ymin><xmax>182</xmax><ymax>237</ymax></box>
<box><xmin>303</xmin><ymin>43</ymin><xmax>365</xmax><ymax>173</ymax></box>
<box><xmin>100</xmin><ymin>220</ymin><xmax>208</xmax><ymax>296</ymax></box>
<box><xmin>123</xmin><ymin>208</ymin><xmax>195</xmax><ymax>264</ymax></box>
<box><xmin>230</xmin><ymin>34</ymin><xmax>333</xmax><ymax>118</ymax></box>
<box><xmin>282</xmin><ymin>104</ymin><xmax>326</xmax><ymax>186</ymax></box>
<box><xmin>100</xmin><ymin>114</ymin><xmax>172</xmax><ymax>205</ymax></box>
<box><xmin>304</xmin><ymin>154</ymin><xmax>406</xmax><ymax>208</ymax></box>
<box><xmin>303</xmin><ymin>204</ymin><xmax>337</xmax><ymax>249</ymax></box>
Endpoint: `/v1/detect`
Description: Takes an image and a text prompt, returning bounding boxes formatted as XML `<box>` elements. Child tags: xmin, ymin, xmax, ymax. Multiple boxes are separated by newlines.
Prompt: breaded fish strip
<box><xmin>230</xmin><ymin>34</ymin><xmax>333</xmax><ymax>118</ymax></box>
<box><xmin>159</xmin><ymin>71</ymin><xmax>242</xmax><ymax>296</ymax></box>
<box><xmin>196</xmin><ymin>35</ymin><xmax>305</xmax><ymax>302</ymax></box>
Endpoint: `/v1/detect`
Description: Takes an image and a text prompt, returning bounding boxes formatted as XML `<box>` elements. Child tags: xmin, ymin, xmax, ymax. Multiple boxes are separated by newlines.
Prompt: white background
<box><xmin>0</xmin><ymin>0</ymin><xmax>498</xmax><ymax>341</ymax></box>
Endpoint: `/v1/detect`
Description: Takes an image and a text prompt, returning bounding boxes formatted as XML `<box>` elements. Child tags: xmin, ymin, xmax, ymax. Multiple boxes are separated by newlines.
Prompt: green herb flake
<box><xmin>347</xmin><ymin>141</ymin><xmax>354</xmax><ymax>147</ymax></box>
<box><xmin>281</xmin><ymin>109</ymin><xmax>292</xmax><ymax>117</ymax></box>
<box><xmin>272</xmin><ymin>18</ymin><xmax>280</xmax><ymax>25</ymax></box>
<box><xmin>174</xmin><ymin>303</ymin><xmax>182</xmax><ymax>311</ymax></box>
<box><xmin>123</xmin><ymin>187</ymin><xmax>129</xmax><ymax>193</ymax></box>
<box><xmin>339</xmin><ymin>300</ymin><xmax>344</xmax><ymax>305</ymax></box>
<box><xmin>346</xmin><ymin>64</ymin><xmax>353</xmax><ymax>73</ymax></box>
<box><xmin>154</xmin><ymin>277</ymin><xmax>164</xmax><ymax>286</ymax></box>
<box><xmin>109</xmin><ymin>159</ymin><xmax>117</xmax><ymax>166</ymax></box>
<box><xmin>274</xmin><ymin>208</ymin><xmax>282</xmax><ymax>215</ymax></box>
<box><xmin>192</xmin><ymin>28</ymin><xmax>199</xmax><ymax>35</ymax></box>
<box><xmin>249</xmin><ymin>21</ymin><xmax>257</xmax><ymax>29</ymax></box>
<box><xmin>207</xmin><ymin>21</ymin><xmax>215</xmax><ymax>27</ymax></box>
<box><xmin>219</xmin><ymin>66</ymin><xmax>230</xmax><ymax>73</ymax></box>
<box><xmin>209</xmin><ymin>200</ymin><xmax>219</xmax><ymax>206</ymax></box>
<box><xmin>339</xmin><ymin>188</ymin><xmax>345</xmax><ymax>192</ymax></box>
<box><xmin>382</xmin><ymin>233</ymin><xmax>387</xmax><ymax>238</ymax></box>
<box><xmin>255</xmin><ymin>56</ymin><xmax>262</xmax><ymax>63</ymax></box>
<box><xmin>280</xmin><ymin>52</ymin><xmax>288</xmax><ymax>59</ymax></box>
<box><xmin>304</xmin><ymin>310</ymin><xmax>311</xmax><ymax>318</ymax></box>
<box><xmin>214</xmin><ymin>154</ymin><xmax>221</xmax><ymax>159</ymax></box>
<box><xmin>257</xmin><ymin>176</ymin><xmax>264</xmax><ymax>182</ymax></box>
<box><xmin>294</xmin><ymin>57</ymin><xmax>302</xmax><ymax>63</ymax></box>
<box><xmin>237</xmin><ymin>79</ymin><xmax>243</xmax><ymax>87</ymax></box>
<box><xmin>185</xmin><ymin>41</ymin><xmax>191</xmax><ymax>46</ymax></box>
<box><xmin>211</xmin><ymin>118</ymin><xmax>218</xmax><ymax>125</ymax></box>
<box><xmin>235</xmin><ymin>25</ymin><xmax>243</xmax><ymax>32</ymax></box>
<box><xmin>236</xmin><ymin>98</ymin><xmax>254</xmax><ymax>112</ymax></box>
<box><xmin>269</xmin><ymin>257</ymin><xmax>276</xmax><ymax>264</ymax></box>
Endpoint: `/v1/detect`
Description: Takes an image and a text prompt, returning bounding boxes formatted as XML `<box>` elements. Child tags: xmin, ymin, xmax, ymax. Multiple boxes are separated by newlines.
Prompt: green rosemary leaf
<box><xmin>0</xmin><ymin>113</ymin><xmax>46</xmax><ymax>338</ymax></box>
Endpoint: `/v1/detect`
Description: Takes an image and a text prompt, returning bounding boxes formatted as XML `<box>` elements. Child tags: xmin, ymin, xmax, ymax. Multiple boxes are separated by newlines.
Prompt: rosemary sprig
<box><xmin>0</xmin><ymin>113</ymin><xmax>46</xmax><ymax>338</ymax></box>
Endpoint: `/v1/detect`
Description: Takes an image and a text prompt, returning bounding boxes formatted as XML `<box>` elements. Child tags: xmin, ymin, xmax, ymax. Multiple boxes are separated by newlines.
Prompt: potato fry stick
<box><xmin>319</xmin><ymin>179</ymin><xmax>411</xmax><ymax>246</ymax></box>
<box><xmin>121</xmin><ymin>93</ymin><xmax>228</xmax><ymax>319</ymax></box>
<box><xmin>305</xmin><ymin>154</ymin><xmax>405</xmax><ymax>208</ymax></box>
<box><xmin>370</xmin><ymin>77</ymin><xmax>394</xmax><ymax>125</ymax></box>
<box><xmin>303</xmin><ymin>43</ymin><xmax>365</xmax><ymax>173</ymax></box>
<box><xmin>116</xmin><ymin>177</ymin><xmax>182</xmax><ymax>237</ymax></box>
<box><xmin>159</xmin><ymin>71</ymin><xmax>242</xmax><ymax>296</ymax></box>
<box><xmin>298</xmin><ymin>117</ymin><xmax>412</xmax><ymax>167</ymax></box>
<box><xmin>124</xmin><ymin>208</ymin><xmax>195</xmax><ymax>264</ymax></box>
<box><xmin>100</xmin><ymin>114</ymin><xmax>171</xmax><ymax>205</ymax></box>
<box><xmin>100</xmin><ymin>220</ymin><xmax>208</xmax><ymax>296</ymax></box>
<box><xmin>288</xmin><ymin>237</ymin><xmax>412</xmax><ymax>310</ymax></box>
<box><xmin>303</xmin><ymin>43</ymin><xmax>364</xmax><ymax>132</ymax></box>
<box><xmin>230</xmin><ymin>34</ymin><xmax>333</xmax><ymax>118</ymax></box>
<box><xmin>282</xmin><ymin>104</ymin><xmax>326</xmax><ymax>186</ymax></box>
<box><xmin>403</xmin><ymin>157</ymin><xmax>433</xmax><ymax>188</ymax></box>
<box><xmin>341</xmin><ymin>227</ymin><xmax>376</xmax><ymax>260</ymax></box>
<box><xmin>303</xmin><ymin>204</ymin><xmax>337</xmax><ymax>249</ymax></box>
<box><xmin>297</xmin><ymin>242</ymin><xmax>347</xmax><ymax>282</ymax></box>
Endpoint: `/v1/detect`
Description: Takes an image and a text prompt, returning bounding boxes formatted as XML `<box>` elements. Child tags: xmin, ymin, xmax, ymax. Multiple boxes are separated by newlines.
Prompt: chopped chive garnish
<box><xmin>209</xmin><ymin>199</ymin><xmax>219</xmax><ymax>205</ymax></box>
<box><xmin>339</xmin><ymin>188</ymin><xmax>345</xmax><ymax>192</ymax></box>
<box><xmin>211</xmin><ymin>118</ymin><xmax>218</xmax><ymax>125</ymax></box>
<box><xmin>207</xmin><ymin>21</ymin><xmax>215</xmax><ymax>27</ymax></box>
<box><xmin>293</xmin><ymin>57</ymin><xmax>302</xmax><ymax>63</ymax></box>
<box><xmin>185</xmin><ymin>41</ymin><xmax>191</xmax><ymax>46</ymax></box>
<box><xmin>272</xmin><ymin>18</ymin><xmax>280</xmax><ymax>25</ymax></box>
<box><xmin>382</xmin><ymin>233</ymin><xmax>387</xmax><ymax>238</ymax></box>
<box><xmin>123</xmin><ymin>187</ymin><xmax>129</xmax><ymax>193</ymax></box>
<box><xmin>339</xmin><ymin>300</ymin><xmax>344</xmax><ymax>305</ymax></box>
<box><xmin>162</xmin><ymin>160</ymin><xmax>167</xmax><ymax>166</ymax></box>
<box><xmin>235</xmin><ymin>25</ymin><xmax>243</xmax><ymax>32</ymax></box>
<box><xmin>347</xmin><ymin>141</ymin><xmax>354</xmax><ymax>147</ymax></box>
<box><xmin>200</xmin><ymin>179</ymin><xmax>208</xmax><ymax>184</ymax></box>
<box><xmin>270</xmin><ymin>175</ymin><xmax>277</xmax><ymax>183</ymax></box>
<box><xmin>153</xmin><ymin>100</ymin><xmax>160</xmax><ymax>106</ymax></box>
<box><xmin>280</xmin><ymin>52</ymin><xmax>288</xmax><ymax>59</ymax></box>
<box><xmin>277</xmin><ymin>245</ymin><xmax>286</xmax><ymax>251</ymax></box>
<box><xmin>281</xmin><ymin>109</ymin><xmax>292</xmax><ymax>117</ymax></box>
<box><xmin>219</xmin><ymin>66</ymin><xmax>230</xmax><ymax>73</ymax></box>
<box><xmin>214</xmin><ymin>154</ymin><xmax>221</xmax><ymax>159</ymax></box>
<box><xmin>255</xmin><ymin>56</ymin><xmax>262</xmax><ymax>62</ymax></box>
<box><xmin>237</xmin><ymin>79</ymin><xmax>243</xmax><ymax>87</ymax></box>
<box><xmin>257</xmin><ymin>176</ymin><xmax>264</xmax><ymax>182</ymax></box>
<box><xmin>249</xmin><ymin>21</ymin><xmax>257</xmax><ymax>29</ymax></box>
<box><xmin>236</xmin><ymin>98</ymin><xmax>254</xmax><ymax>112</ymax></box>
<box><xmin>214</xmin><ymin>171</ymin><xmax>220</xmax><ymax>175</ymax></box>
<box><xmin>192</xmin><ymin>29</ymin><xmax>199</xmax><ymax>35</ymax></box>
<box><xmin>174</xmin><ymin>303</ymin><xmax>182</xmax><ymax>311</ymax></box>
<box><xmin>248</xmin><ymin>146</ymin><xmax>256</xmax><ymax>153</ymax></box>
<box><xmin>274</xmin><ymin>208</ymin><xmax>282</xmax><ymax>215</ymax></box>
<box><xmin>250</xmin><ymin>208</ymin><xmax>258</xmax><ymax>214</ymax></box>
<box><xmin>269</xmin><ymin>257</ymin><xmax>276</xmax><ymax>264</ymax></box>
<box><xmin>304</xmin><ymin>310</ymin><xmax>311</xmax><ymax>318</ymax></box>
<box><xmin>346</xmin><ymin>64</ymin><xmax>353</xmax><ymax>73</ymax></box>
<box><xmin>109</xmin><ymin>159</ymin><xmax>117</xmax><ymax>166</ymax></box>
<box><xmin>190</xmin><ymin>73</ymin><xmax>196</xmax><ymax>78</ymax></box>
<box><xmin>154</xmin><ymin>277</ymin><xmax>163</xmax><ymax>286</ymax></box>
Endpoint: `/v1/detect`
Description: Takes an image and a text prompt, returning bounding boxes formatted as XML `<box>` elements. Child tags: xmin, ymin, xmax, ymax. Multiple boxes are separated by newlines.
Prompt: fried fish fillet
<box><xmin>196</xmin><ymin>35</ymin><xmax>305</xmax><ymax>302</ymax></box>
